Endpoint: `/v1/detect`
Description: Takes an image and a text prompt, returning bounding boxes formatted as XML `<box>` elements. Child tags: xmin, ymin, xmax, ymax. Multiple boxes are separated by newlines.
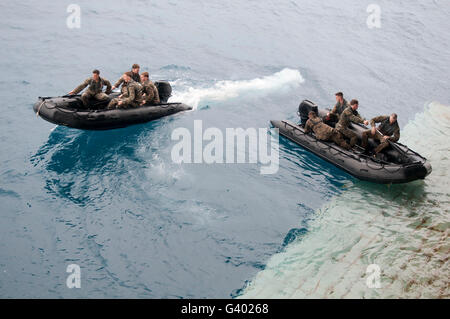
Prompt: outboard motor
<box><xmin>298</xmin><ymin>99</ymin><xmax>318</xmax><ymax>126</ymax></box>
<box><xmin>154</xmin><ymin>81</ymin><xmax>172</xmax><ymax>103</ymax></box>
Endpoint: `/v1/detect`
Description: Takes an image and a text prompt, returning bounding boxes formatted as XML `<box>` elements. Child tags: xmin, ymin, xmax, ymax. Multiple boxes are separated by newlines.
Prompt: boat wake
<box><xmin>239</xmin><ymin>102</ymin><xmax>450</xmax><ymax>299</ymax></box>
<box><xmin>170</xmin><ymin>68</ymin><xmax>304</xmax><ymax>110</ymax></box>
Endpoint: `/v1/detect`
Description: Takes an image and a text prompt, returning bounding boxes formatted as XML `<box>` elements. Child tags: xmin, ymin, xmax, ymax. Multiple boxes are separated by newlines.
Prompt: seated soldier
<box><xmin>68</xmin><ymin>69</ymin><xmax>111</xmax><ymax>107</ymax></box>
<box><xmin>305</xmin><ymin>111</ymin><xmax>350</xmax><ymax>150</ymax></box>
<box><xmin>107</xmin><ymin>72</ymin><xmax>142</xmax><ymax>109</ymax></box>
<box><xmin>140</xmin><ymin>72</ymin><xmax>160</xmax><ymax>105</ymax></box>
<box><xmin>326</xmin><ymin>92</ymin><xmax>349</xmax><ymax>122</ymax></box>
<box><xmin>336</xmin><ymin>99</ymin><xmax>369</xmax><ymax>147</ymax></box>
<box><xmin>361</xmin><ymin>113</ymin><xmax>400</xmax><ymax>155</ymax></box>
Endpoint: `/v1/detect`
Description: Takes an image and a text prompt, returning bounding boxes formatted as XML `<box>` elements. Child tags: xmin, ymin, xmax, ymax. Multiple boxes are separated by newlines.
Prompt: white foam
<box><xmin>170</xmin><ymin>68</ymin><xmax>304</xmax><ymax>109</ymax></box>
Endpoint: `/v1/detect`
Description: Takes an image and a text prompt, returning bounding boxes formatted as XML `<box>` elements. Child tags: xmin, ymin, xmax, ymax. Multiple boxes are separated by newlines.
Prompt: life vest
<box><xmin>378</xmin><ymin>118</ymin><xmax>398</xmax><ymax>136</ymax></box>
<box><xmin>88</xmin><ymin>78</ymin><xmax>105</xmax><ymax>93</ymax></box>
<box><xmin>334</xmin><ymin>99</ymin><xmax>348</xmax><ymax>114</ymax></box>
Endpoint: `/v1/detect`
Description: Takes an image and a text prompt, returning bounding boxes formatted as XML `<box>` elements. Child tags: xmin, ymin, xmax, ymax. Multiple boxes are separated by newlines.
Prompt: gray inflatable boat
<box><xmin>271</xmin><ymin>100</ymin><xmax>432</xmax><ymax>184</ymax></box>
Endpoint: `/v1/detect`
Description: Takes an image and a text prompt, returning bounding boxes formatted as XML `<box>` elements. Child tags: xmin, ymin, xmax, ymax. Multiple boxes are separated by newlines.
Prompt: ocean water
<box><xmin>0</xmin><ymin>1</ymin><xmax>449</xmax><ymax>298</ymax></box>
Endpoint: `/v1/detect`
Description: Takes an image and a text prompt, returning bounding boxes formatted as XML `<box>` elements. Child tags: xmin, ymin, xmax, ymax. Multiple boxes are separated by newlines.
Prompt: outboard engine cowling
<box><xmin>298</xmin><ymin>99</ymin><xmax>318</xmax><ymax>126</ymax></box>
<box><xmin>154</xmin><ymin>81</ymin><xmax>172</xmax><ymax>103</ymax></box>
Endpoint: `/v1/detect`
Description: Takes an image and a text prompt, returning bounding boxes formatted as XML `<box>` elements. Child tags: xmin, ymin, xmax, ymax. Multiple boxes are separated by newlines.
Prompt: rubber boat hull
<box><xmin>34</xmin><ymin>81</ymin><xmax>192</xmax><ymax>130</ymax></box>
<box><xmin>271</xmin><ymin>118</ymin><xmax>432</xmax><ymax>184</ymax></box>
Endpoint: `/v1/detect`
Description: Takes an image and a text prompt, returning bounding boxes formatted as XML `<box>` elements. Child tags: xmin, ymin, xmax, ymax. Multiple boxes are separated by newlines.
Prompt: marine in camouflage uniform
<box><xmin>107</xmin><ymin>73</ymin><xmax>143</xmax><ymax>109</ymax></box>
<box><xmin>140</xmin><ymin>72</ymin><xmax>160</xmax><ymax>105</ymax></box>
<box><xmin>336</xmin><ymin>104</ymin><xmax>366</xmax><ymax>147</ymax></box>
<box><xmin>70</xmin><ymin>70</ymin><xmax>112</xmax><ymax>107</ymax></box>
<box><xmin>305</xmin><ymin>112</ymin><xmax>350</xmax><ymax>150</ymax></box>
<box><xmin>361</xmin><ymin>114</ymin><xmax>400</xmax><ymax>154</ymax></box>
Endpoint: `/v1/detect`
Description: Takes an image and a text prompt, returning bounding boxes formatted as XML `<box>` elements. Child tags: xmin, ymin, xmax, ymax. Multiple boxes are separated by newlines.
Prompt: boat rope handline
<box><xmin>35</xmin><ymin>100</ymin><xmax>45</xmax><ymax>116</ymax></box>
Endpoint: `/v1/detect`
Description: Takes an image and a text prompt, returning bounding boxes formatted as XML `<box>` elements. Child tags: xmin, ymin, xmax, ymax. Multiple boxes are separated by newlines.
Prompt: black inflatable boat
<box><xmin>33</xmin><ymin>81</ymin><xmax>192</xmax><ymax>130</ymax></box>
<box><xmin>271</xmin><ymin>100</ymin><xmax>432</xmax><ymax>184</ymax></box>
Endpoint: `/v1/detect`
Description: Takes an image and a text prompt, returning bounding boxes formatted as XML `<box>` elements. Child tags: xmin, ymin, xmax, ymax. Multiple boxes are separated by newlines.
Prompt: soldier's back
<box><xmin>130</xmin><ymin>81</ymin><xmax>143</xmax><ymax>103</ymax></box>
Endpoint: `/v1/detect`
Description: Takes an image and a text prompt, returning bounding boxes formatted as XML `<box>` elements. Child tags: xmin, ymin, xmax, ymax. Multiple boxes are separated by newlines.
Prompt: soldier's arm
<box><xmin>113</xmin><ymin>77</ymin><xmax>124</xmax><ymax>88</ymax></box>
<box><xmin>304</xmin><ymin>120</ymin><xmax>312</xmax><ymax>133</ymax></box>
<box><xmin>152</xmin><ymin>85</ymin><xmax>160</xmax><ymax>103</ymax></box>
<box><xmin>104</xmin><ymin>79</ymin><xmax>112</xmax><ymax>94</ymax></box>
<box><xmin>71</xmin><ymin>79</ymin><xmax>90</xmax><ymax>94</ymax></box>
<box><xmin>349</xmin><ymin>113</ymin><xmax>365</xmax><ymax>124</ymax></box>
<box><xmin>370</xmin><ymin>115</ymin><xmax>388</xmax><ymax>127</ymax></box>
